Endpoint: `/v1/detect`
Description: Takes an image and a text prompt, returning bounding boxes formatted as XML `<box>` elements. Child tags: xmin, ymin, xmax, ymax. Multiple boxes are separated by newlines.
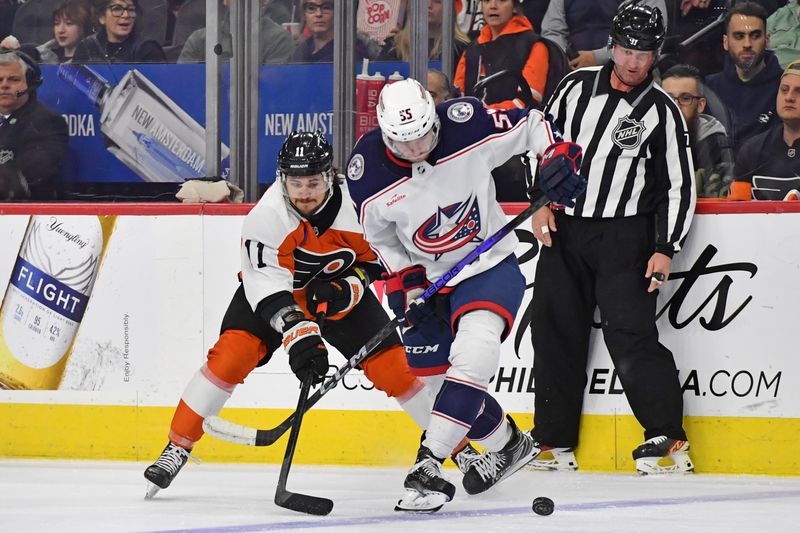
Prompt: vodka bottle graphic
<box><xmin>57</xmin><ymin>64</ymin><xmax>230</xmax><ymax>183</ymax></box>
<box><xmin>0</xmin><ymin>215</ymin><xmax>116</xmax><ymax>390</ymax></box>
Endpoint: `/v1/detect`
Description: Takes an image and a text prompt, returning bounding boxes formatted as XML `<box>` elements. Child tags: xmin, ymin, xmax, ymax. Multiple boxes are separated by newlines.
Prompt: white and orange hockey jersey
<box><xmin>239</xmin><ymin>180</ymin><xmax>381</xmax><ymax>321</ymax></box>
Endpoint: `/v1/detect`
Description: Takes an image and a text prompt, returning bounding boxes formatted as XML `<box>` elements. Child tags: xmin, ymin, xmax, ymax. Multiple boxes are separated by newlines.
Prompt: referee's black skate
<box><xmin>524</xmin><ymin>434</ymin><xmax>578</xmax><ymax>472</ymax></box>
<box><xmin>144</xmin><ymin>442</ymin><xmax>195</xmax><ymax>499</ymax></box>
<box><xmin>395</xmin><ymin>445</ymin><xmax>456</xmax><ymax>513</ymax></box>
<box><xmin>461</xmin><ymin>416</ymin><xmax>539</xmax><ymax>495</ymax></box>
<box><xmin>632</xmin><ymin>436</ymin><xmax>693</xmax><ymax>475</ymax></box>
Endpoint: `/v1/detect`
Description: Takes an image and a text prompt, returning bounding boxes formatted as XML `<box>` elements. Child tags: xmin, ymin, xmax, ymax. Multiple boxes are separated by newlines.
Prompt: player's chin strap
<box><xmin>203</xmin><ymin>194</ymin><xmax>555</xmax><ymax>447</ymax></box>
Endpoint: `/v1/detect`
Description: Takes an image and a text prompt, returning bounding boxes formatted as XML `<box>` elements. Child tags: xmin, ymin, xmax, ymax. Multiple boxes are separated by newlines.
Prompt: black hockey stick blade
<box><xmin>274</xmin><ymin>373</ymin><xmax>334</xmax><ymax>515</ymax></box>
<box><xmin>275</xmin><ymin>490</ymin><xmax>334</xmax><ymax>516</ymax></box>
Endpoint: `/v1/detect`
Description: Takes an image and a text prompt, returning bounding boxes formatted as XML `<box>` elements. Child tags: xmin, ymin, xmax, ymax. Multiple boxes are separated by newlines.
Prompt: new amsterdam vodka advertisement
<box><xmin>58</xmin><ymin>64</ymin><xmax>230</xmax><ymax>183</ymax></box>
<box><xmin>0</xmin><ymin>215</ymin><xmax>116</xmax><ymax>389</ymax></box>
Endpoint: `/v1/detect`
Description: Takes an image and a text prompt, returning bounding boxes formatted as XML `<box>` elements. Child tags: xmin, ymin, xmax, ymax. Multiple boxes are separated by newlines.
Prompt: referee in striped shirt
<box><xmin>527</xmin><ymin>2</ymin><xmax>697</xmax><ymax>475</ymax></box>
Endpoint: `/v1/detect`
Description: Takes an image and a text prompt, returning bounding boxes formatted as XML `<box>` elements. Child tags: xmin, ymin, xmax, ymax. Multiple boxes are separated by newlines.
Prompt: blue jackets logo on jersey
<box><xmin>412</xmin><ymin>195</ymin><xmax>483</xmax><ymax>259</ymax></box>
<box><xmin>293</xmin><ymin>247</ymin><xmax>356</xmax><ymax>289</ymax></box>
<box><xmin>447</xmin><ymin>101</ymin><xmax>474</xmax><ymax>123</ymax></box>
<box><xmin>612</xmin><ymin>116</ymin><xmax>645</xmax><ymax>150</ymax></box>
<box><xmin>347</xmin><ymin>154</ymin><xmax>365</xmax><ymax>180</ymax></box>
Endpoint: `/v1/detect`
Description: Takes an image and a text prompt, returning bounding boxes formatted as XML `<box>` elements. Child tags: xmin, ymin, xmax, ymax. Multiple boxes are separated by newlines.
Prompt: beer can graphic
<box><xmin>0</xmin><ymin>215</ymin><xmax>116</xmax><ymax>390</ymax></box>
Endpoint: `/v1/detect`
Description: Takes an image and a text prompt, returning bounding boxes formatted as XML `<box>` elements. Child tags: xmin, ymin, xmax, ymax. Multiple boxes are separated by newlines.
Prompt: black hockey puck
<box><xmin>532</xmin><ymin>496</ymin><xmax>554</xmax><ymax>516</ymax></box>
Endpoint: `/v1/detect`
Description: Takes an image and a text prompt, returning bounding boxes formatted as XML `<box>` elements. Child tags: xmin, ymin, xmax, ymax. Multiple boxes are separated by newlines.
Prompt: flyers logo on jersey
<box><xmin>293</xmin><ymin>248</ymin><xmax>356</xmax><ymax>289</ymax></box>
<box><xmin>412</xmin><ymin>196</ymin><xmax>483</xmax><ymax>259</ymax></box>
<box><xmin>612</xmin><ymin>116</ymin><xmax>645</xmax><ymax>150</ymax></box>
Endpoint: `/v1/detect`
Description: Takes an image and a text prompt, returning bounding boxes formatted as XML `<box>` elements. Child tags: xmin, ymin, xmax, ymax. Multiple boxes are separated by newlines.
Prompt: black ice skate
<box><xmin>462</xmin><ymin>416</ymin><xmax>540</xmax><ymax>495</ymax></box>
<box><xmin>144</xmin><ymin>442</ymin><xmax>196</xmax><ymax>498</ymax></box>
<box><xmin>632</xmin><ymin>435</ymin><xmax>693</xmax><ymax>475</ymax></box>
<box><xmin>451</xmin><ymin>442</ymin><xmax>482</xmax><ymax>474</ymax></box>
<box><xmin>395</xmin><ymin>445</ymin><xmax>456</xmax><ymax>513</ymax></box>
<box><xmin>524</xmin><ymin>433</ymin><xmax>578</xmax><ymax>472</ymax></box>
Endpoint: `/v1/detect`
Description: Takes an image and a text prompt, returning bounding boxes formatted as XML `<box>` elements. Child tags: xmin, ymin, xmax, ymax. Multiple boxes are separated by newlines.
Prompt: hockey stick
<box><xmin>274</xmin><ymin>305</ymin><xmax>334</xmax><ymax>516</ymax></box>
<box><xmin>203</xmin><ymin>194</ymin><xmax>553</xmax><ymax>447</ymax></box>
<box><xmin>274</xmin><ymin>373</ymin><xmax>334</xmax><ymax>515</ymax></box>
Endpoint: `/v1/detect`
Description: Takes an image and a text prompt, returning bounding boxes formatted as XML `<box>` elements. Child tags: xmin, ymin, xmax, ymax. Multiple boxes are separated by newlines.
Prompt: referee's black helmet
<box><xmin>609</xmin><ymin>1</ymin><xmax>665</xmax><ymax>52</ymax></box>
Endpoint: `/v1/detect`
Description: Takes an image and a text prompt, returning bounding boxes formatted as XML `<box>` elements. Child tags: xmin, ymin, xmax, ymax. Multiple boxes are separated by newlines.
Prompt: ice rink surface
<box><xmin>2</xmin><ymin>459</ymin><xmax>799</xmax><ymax>533</ymax></box>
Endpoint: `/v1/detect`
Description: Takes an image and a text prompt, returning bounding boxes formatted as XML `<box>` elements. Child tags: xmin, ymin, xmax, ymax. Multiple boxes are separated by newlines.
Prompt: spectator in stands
<box><xmin>0</xmin><ymin>35</ymin><xmax>40</xmax><ymax>60</ymax></box>
<box><xmin>1</xmin><ymin>0</ymin><xmax>17</xmax><ymax>44</ymax></box>
<box><xmin>132</xmin><ymin>0</ymin><xmax>206</xmax><ymax>62</ymax></box>
<box><xmin>0</xmin><ymin>50</ymin><xmax>68</xmax><ymax>201</ymax></box>
<box><xmin>178</xmin><ymin>0</ymin><xmax>293</xmax><ymax>64</ymax></box>
<box><xmin>292</xmin><ymin>0</ymin><xmax>368</xmax><ymax>63</ymax></box>
<box><xmin>73</xmin><ymin>0</ymin><xmax>167</xmax><ymax>62</ymax></box>
<box><xmin>767</xmin><ymin>0</ymin><xmax>800</xmax><ymax>69</ymax></box>
<box><xmin>427</xmin><ymin>67</ymin><xmax>457</xmax><ymax>104</ymax></box>
<box><xmin>263</xmin><ymin>0</ymin><xmax>293</xmax><ymax>24</ymax></box>
<box><xmin>662</xmin><ymin>64</ymin><xmax>735</xmax><ymax>198</ymax></box>
<box><xmin>380</xmin><ymin>0</ymin><xmax>470</xmax><ymax>67</ymax></box>
<box><xmin>454</xmin><ymin>0</ymin><xmax>549</xmax><ymax>109</ymax></box>
<box><xmin>540</xmin><ymin>0</ymin><xmax>668</xmax><ymax>69</ymax></box>
<box><xmin>729</xmin><ymin>59</ymin><xmax>800</xmax><ymax>201</ymax></box>
<box><xmin>520</xmin><ymin>0</ymin><xmax>549</xmax><ymax>33</ymax></box>
<box><xmin>706</xmin><ymin>2</ymin><xmax>782</xmax><ymax>150</ymax></box>
<box><xmin>36</xmin><ymin>0</ymin><xmax>92</xmax><ymax>63</ymax></box>
<box><xmin>669</xmin><ymin>0</ymin><xmax>729</xmax><ymax>77</ymax></box>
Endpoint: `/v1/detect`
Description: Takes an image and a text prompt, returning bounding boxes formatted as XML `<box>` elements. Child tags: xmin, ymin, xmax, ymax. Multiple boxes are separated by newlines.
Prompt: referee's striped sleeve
<box><xmin>656</xmin><ymin>94</ymin><xmax>696</xmax><ymax>255</ymax></box>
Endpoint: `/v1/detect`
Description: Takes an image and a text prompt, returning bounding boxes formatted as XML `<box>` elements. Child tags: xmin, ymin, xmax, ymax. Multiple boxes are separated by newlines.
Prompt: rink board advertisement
<box><xmin>1</xmin><ymin>204</ymin><xmax>799</xmax><ymax>473</ymax></box>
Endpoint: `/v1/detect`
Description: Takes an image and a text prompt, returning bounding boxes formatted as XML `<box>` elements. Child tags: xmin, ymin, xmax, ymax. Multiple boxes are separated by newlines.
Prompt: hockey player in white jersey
<box><xmin>143</xmin><ymin>131</ymin><xmax>438</xmax><ymax>498</ymax></box>
<box><xmin>346</xmin><ymin>78</ymin><xmax>586</xmax><ymax>512</ymax></box>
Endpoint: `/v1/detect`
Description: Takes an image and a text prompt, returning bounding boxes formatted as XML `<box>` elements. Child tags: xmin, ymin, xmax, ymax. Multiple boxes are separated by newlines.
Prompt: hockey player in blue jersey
<box><xmin>345</xmin><ymin>78</ymin><xmax>586</xmax><ymax>512</ymax></box>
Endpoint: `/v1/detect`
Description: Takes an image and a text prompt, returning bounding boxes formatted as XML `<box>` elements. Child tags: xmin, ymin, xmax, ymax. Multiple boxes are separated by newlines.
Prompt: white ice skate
<box><xmin>633</xmin><ymin>436</ymin><xmax>694</xmax><ymax>475</ymax></box>
<box><xmin>524</xmin><ymin>435</ymin><xmax>578</xmax><ymax>472</ymax></box>
<box><xmin>394</xmin><ymin>445</ymin><xmax>455</xmax><ymax>513</ymax></box>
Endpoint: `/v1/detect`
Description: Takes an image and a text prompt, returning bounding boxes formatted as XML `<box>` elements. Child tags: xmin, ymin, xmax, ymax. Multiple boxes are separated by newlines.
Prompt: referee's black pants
<box><xmin>530</xmin><ymin>212</ymin><xmax>687</xmax><ymax>448</ymax></box>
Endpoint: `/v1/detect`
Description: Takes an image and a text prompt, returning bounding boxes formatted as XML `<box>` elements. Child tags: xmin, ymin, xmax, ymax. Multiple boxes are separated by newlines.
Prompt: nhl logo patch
<box><xmin>0</xmin><ymin>149</ymin><xmax>13</xmax><ymax>165</ymax></box>
<box><xmin>447</xmin><ymin>102</ymin><xmax>474</xmax><ymax>123</ymax></box>
<box><xmin>347</xmin><ymin>154</ymin><xmax>365</xmax><ymax>181</ymax></box>
<box><xmin>612</xmin><ymin>116</ymin><xmax>645</xmax><ymax>150</ymax></box>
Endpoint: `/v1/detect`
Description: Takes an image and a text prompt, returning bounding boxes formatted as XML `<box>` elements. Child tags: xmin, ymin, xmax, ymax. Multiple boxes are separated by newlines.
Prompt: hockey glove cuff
<box><xmin>282</xmin><ymin>317</ymin><xmax>329</xmax><ymax>385</ymax></box>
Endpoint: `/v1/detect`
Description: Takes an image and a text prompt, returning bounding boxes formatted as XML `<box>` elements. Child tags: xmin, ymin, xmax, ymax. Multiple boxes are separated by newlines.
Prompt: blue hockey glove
<box><xmin>538</xmin><ymin>142</ymin><xmax>587</xmax><ymax>207</ymax></box>
<box><xmin>383</xmin><ymin>265</ymin><xmax>430</xmax><ymax>327</ymax></box>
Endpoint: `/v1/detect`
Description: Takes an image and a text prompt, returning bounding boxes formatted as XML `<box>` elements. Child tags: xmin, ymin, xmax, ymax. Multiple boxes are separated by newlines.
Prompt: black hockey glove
<box><xmin>306</xmin><ymin>267</ymin><xmax>369</xmax><ymax>316</ymax></box>
<box><xmin>282</xmin><ymin>315</ymin><xmax>328</xmax><ymax>385</ymax></box>
<box><xmin>537</xmin><ymin>142</ymin><xmax>587</xmax><ymax>207</ymax></box>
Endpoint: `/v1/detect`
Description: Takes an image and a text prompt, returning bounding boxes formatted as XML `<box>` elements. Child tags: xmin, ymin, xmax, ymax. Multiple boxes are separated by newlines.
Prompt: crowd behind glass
<box><xmin>1</xmin><ymin>0</ymin><xmax>799</xmax><ymax>202</ymax></box>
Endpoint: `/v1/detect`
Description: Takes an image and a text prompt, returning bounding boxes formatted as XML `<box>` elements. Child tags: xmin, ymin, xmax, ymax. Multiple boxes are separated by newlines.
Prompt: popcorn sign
<box><xmin>357</xmin><ymin>0</ymin><xmax>405</xmax><ymax>44</ymax></box>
